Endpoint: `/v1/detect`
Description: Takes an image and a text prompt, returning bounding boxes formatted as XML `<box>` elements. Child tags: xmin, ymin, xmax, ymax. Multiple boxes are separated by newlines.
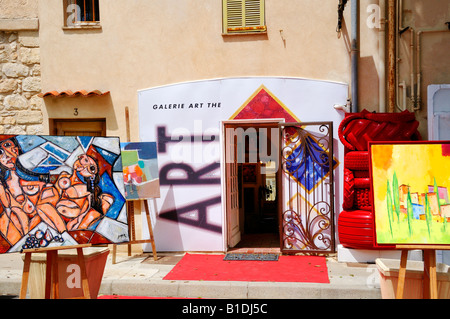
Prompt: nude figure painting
<box><xmin>0</xmin><ymin>135</ymin><xmax>129</xmax><ymax>253</ymax></box>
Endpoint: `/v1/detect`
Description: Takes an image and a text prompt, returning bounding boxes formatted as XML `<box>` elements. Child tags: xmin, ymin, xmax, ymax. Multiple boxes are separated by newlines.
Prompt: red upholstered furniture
<box><xmin>337</xmin><ymin>110</ymin><xmax>421</xmax><ymax>249</ymax></box>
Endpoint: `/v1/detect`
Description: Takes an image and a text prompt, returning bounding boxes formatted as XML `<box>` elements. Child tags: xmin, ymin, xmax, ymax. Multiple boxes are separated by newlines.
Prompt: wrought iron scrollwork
<box><xmin>279</xmin><ymin>122</ymin><xmax>335</xmax><ymax>254</ymax></box>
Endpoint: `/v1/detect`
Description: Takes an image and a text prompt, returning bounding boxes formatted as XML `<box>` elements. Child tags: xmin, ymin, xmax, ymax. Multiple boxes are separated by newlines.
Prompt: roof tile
<box><xmin>38</xmin><ymin>90</ymin><xmax>110</xmax><ymax>98</ymax></box>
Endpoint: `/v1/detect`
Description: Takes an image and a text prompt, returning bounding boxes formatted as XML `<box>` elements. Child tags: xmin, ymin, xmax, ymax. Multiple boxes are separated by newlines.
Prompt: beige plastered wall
<box><xmin>38</xmin><ymin>0</ymin><xmax>450</xmax><ymax>141</ymax></box>
<box><xmin>359</xmin><ymin>0</ymin><xmax>450</xmax><ymax>138</ymax></box>
<box><xmin>395</xmin><ymin>0</ymin><xmax>450</xmax><ymax>139</ymax></box>
<box><xmin>38</xmin><ymin>0</ymin><xmax>355</xmax><ymax>140</ymax></box>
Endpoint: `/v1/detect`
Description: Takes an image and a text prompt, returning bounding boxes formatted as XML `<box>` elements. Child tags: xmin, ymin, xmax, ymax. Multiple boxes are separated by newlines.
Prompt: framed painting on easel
<box><xmin>0</xmin><ymin>135</ymin><xmax>129</xmax><ymax>254</ymax></box>
<box><xmin>115</xmin><ymin>141</ymin><xmax>160</xmax><ymax>263</ymax></box>
<box><xmin>120</xmin><ymin>142</ymin><xmax>160</xmax><ymax>200</ymax></box>
<box><xmin>370</xmin><ymin>141</ymin><xmax>450</xmax><ymax>299</ymax></box>
<box><xmin>370</xmin><ymin>141</ymin><xmax>450</xmax><ymax>246</ymax></box>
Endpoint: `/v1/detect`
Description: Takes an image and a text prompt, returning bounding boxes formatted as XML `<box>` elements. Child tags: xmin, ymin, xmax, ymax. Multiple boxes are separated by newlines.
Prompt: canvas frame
<box><xmin>120</xmin><ymin>142</ymin><xmax>160</xmax><ymax>200</ymax></box>
<box><xmin>370</xmin><ymin>140</ymin><xmax>450</xmax><ymax>247</ymax></box>
<box><xmin>0</xmin><ymin>134</ymin><xmax>129</xmax><ymax>253</ymax></box>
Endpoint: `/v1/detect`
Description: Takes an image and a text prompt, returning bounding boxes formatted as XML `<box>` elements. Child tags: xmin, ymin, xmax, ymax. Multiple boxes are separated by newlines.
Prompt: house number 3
<box><xmin>74</xmin><ymin>108</ymin><xmax>79</xmax><ymax>116</ymax></box>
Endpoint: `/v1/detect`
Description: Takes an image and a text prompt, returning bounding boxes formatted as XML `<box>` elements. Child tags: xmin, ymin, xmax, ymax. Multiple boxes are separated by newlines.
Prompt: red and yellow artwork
<box><xmin>371</xmin><ymin>142</ymin><xmax>450</xmax><ymax>245</ymax></box>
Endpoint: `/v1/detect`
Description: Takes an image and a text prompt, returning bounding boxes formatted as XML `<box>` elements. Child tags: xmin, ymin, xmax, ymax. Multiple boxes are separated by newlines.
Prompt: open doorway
<box><xmin>224</xmin><ymin>120</ymin><xmax>281</xmax><ymax>252</ymax></box>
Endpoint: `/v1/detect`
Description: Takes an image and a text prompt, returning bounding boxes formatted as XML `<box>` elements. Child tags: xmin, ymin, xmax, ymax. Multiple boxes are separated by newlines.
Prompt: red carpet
<box><xmin>163</xmin><ymin>253</ymin><xmax>329</xmax><ymax>283</ymax></box>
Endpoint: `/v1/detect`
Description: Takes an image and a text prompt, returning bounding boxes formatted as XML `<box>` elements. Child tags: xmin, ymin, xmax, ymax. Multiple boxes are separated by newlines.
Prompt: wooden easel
<box><xmin>20</xmin><ymin>244</ymin><xmax>92</xmax><ymax>299</ymax></box>
<box><xmin>111</xmin><ymin>199</ymin><xmax>158</xmax><ymax>263</ymax></box>
<box><xmin>111</xmin><ymin>106</ymin><xmax>158</xmax><ymax>263</ymax></box>
<box><xmin>396</xmin><ymin>245</ymin><xmax>449</xmax><ymax>299</ymax></box>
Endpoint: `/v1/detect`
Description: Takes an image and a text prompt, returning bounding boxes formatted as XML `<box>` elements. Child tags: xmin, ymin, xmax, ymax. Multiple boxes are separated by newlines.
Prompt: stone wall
<box><xmin>0</xmin><ymin>30</ymin><xmax>43</xmax><ymax>135</ymax></box>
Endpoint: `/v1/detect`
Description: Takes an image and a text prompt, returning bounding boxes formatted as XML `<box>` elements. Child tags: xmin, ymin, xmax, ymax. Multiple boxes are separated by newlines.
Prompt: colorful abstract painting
<box><xmin>0</xmin><ymin>135</ymin><xmax>129</xmax><ymax>253</ymax></box>
<box><xmin>121</xmin><ymin>142</ymin><xmax>160</xmax><ymax>200</ymax></box>
<box><xmin>371</xmin><ymin>142</ymin><xmax>450</xmax><ymax>245</ymax></box>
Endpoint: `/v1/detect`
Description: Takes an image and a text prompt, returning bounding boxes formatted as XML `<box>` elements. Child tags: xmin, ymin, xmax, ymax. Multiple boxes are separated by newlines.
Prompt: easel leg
<box><xmin>127</xmin><ymin>201</ymin><xmax>135</xmax><ymax>256</ymax></box>
<box><xmin>77</xmin><ymin>248</ymin><xmax>91</xmax><ymax>299</ymax></box>
<box><xmin>144</xmin><ymin>200</ymin><xmax>157</xmax><ymax>261</ymax></box>
<box><xmin>396</xmin><ymin>249</ymin><xmax>408</xmax><ymax>299</ymax></box>
<box><xmin>45</xmin><ymin>251</ymin><xmax>52</xmax><ymax>298</ymax></box>
<box><xmin>20</xmin><ymin>252</ymin><xmax>31</xmax><ymax>299</ymax></box>
<box><xmin>423</xmin><ymin>249</ymin><xmax>438</xmax><ymax>299</ymax></box>
<box><xmin>52</xmin><ymin>251</ymin><xmax>59</xmax><ymax>299</ymax></box>
<box><xmin>45</xmin><ymin>251</ymin><xmax>59</xmax><ymax>299</ymax></box>
<box><xmin>112</xmin><ymin>244</ymin><xmax>117</xmax><ymax>264</ymax></box>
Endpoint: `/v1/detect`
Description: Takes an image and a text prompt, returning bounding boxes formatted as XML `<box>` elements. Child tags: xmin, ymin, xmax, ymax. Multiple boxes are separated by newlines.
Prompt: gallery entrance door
<box><xmin>224</xmin><ymin>120</ymin><xmax>336</xmax><ymax>254</ymax></box>
<box><xmin>223</xmin><ymin>120</ymin><xmax>281</xmax><ymax>251</ymax></box>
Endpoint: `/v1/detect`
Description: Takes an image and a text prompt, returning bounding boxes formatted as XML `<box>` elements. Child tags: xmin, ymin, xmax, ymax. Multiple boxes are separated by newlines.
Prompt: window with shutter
<box><xmin>63</xmin><ymin>0</ymin><xmax>100</xmax><ymax>28</ymax></box>
<box><xmin>223</xmin><ymin>0</ymin><xmax>266</xmax><ymax>34</ymax></box>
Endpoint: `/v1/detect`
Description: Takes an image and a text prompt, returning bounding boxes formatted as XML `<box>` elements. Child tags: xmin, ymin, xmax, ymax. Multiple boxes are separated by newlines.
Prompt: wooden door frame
<box><xmin>50</xmin><ymin>118</ymin><xmax>106</xmax><ymax>136</ymax></box>
<box><xmin>221</xmin><ymin>119</ymin><xmax>284</xmax><ymax>251</ymax></box>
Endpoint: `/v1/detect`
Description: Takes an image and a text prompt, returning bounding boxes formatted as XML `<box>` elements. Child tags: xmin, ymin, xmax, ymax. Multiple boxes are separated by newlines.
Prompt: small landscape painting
<box><xmin>370</xmin><ymin>141</ymin><xmax>450</xmax><ymax>245</ymax></box>
<box><xmin>120</xmin><ymin>142</ymin><xmax>160</xmax><ymax>200</ymax></box>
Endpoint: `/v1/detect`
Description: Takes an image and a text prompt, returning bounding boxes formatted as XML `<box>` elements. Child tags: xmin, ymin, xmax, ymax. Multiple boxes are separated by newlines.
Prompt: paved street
<box><xmin>0</xmin><ymin>249</ymin><xmax>381</xmax><ymax>299</ymax></box>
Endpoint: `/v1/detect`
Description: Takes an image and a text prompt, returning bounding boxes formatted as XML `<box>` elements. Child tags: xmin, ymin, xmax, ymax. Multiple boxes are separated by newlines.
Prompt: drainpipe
<box><xmin>351</xmin><ymin>0</ymin><xmax>359</xmax><ymax>113</ymax></box>
<box><xmin>410</xmin><ymin>27</ymin><xmax>416</xmax><ymax>110</ymax></box>
<box><xmin>415</xmin><ymin>28</ymin><xmax>450</xmax><ymax>111</ymax></box>
<box><xmin>379</xmin><ymin>0</ymin><xmax>386</xmax><ymax>112</ymax></box>
<box><xmin>416</xmin><ymin>30</ymin><xmax>422</xmax><ymax>111</ymax></box>
<box><xmin>395</xmin><ymin>0</ymin><xmax>408</xmax><ymax>112</ymax></box>
<box><xmin>387</xmin><ymin>0</ymin><xmax>396</xmax><ymax>112</ymax></box>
